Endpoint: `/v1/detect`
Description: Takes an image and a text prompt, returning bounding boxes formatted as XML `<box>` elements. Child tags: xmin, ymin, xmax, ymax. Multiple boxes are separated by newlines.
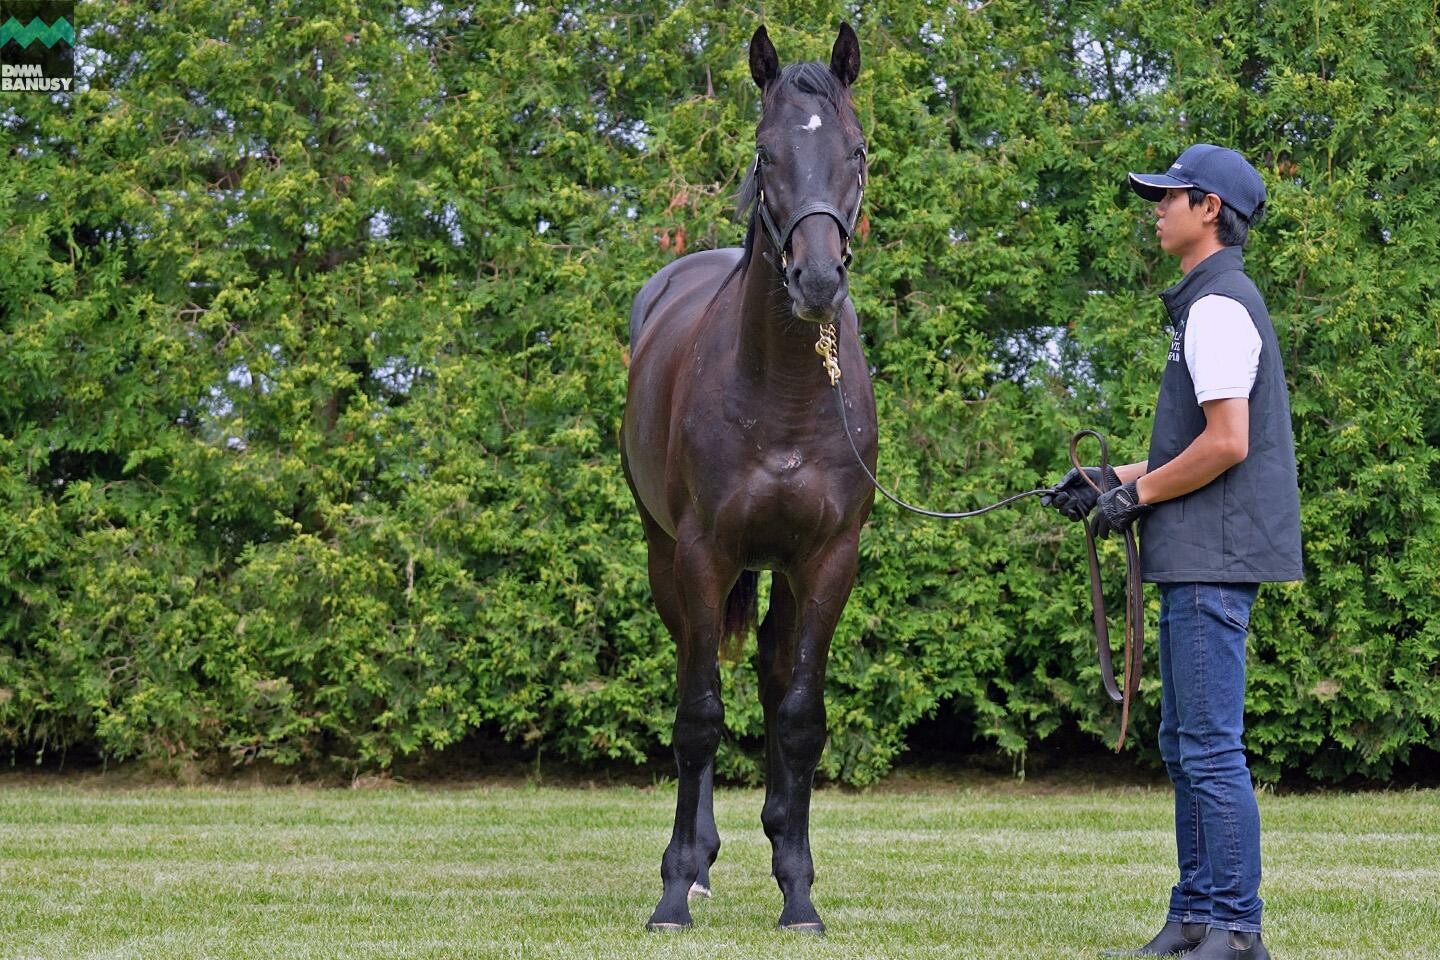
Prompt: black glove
<box><xmin>1041</xmin><ymin>465</ymin><xmax>1120</xmax><ymax>522</ymax></box>
<box><xmin>1092</xmin><ymin>480</ymin><xmax>1152</xmax><ymax>539</ymax></box>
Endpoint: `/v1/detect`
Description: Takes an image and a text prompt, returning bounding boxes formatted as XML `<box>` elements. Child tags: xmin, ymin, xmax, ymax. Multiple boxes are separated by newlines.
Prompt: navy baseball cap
<box><xmin>1128</xmin><ymin>144</ymin><xmax>1267</xmax><ymax>219</ymax></box>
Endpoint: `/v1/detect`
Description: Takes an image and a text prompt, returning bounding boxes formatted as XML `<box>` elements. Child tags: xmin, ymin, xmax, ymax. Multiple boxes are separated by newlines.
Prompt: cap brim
<box><xmin>1128</xmin><ymin>172</ymin><xmax>1193</xmax><ymax>202</ymax></box>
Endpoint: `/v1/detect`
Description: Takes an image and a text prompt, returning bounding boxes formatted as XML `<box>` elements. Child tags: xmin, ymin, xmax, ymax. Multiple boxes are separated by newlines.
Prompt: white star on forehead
<box><xmin>801</xmin><ymin>114</ymin><xmax>822</xmax><ymax>132</ymax></box>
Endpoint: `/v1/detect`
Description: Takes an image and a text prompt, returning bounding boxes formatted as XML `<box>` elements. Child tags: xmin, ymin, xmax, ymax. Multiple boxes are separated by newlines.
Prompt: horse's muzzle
<box><xmin>788</xmin><ymin>256</ymin><xmax>848</xmax><ymax>322</ymax></box>
<box><xmin>784</xmin><ymin>211</ymin><xmax>851</xmax><ymax>321</ymax></box>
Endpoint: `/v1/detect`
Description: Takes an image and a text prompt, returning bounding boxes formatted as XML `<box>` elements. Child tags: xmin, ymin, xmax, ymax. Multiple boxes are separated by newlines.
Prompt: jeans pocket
<box><xmin>1219</xmin><ymin>585</ymin><xmax>1255</xmax><ymax>630</ymax></box>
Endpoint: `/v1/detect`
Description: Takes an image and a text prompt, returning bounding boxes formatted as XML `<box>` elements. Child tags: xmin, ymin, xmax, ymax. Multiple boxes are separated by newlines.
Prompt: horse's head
<box><xmin>745</xmin><ymin>24</ymin><xmax>866</xmax><ymax>324</ymax></box>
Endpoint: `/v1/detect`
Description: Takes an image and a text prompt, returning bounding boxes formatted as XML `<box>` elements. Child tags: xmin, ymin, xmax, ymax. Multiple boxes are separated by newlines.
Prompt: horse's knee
<box><xmin>673</xmin><ymin>693</ymin><xmax>724</xmax><ymax>765</ymax></box>
<box><xmin>678</xmin><ymin>690</ymin><xmax>724</xmax><ymax>728</ymax></box>
<box><xmin>776</xmin><ymin>687</ymin><xmax>827</xmax><ymax>762</ymax></box>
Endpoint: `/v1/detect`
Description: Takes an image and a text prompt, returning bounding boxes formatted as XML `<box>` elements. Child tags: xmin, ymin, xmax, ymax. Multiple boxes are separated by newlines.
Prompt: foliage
<box><xmin>1</xmin><ymin>0</ymin><xmax>1436</xmax><ymax>785</ymax></box>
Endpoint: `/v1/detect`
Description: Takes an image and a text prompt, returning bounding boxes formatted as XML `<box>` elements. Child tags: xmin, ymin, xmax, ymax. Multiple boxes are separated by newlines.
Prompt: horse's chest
<box><xmin>706</xmin><ymin>446</ymin><xmax>852</xmax><ymax>553</ymax></box>
<box><xmin>749</xmin><ymin>447</ymin><xmax>828</xmax><ymax>502</ymax></box>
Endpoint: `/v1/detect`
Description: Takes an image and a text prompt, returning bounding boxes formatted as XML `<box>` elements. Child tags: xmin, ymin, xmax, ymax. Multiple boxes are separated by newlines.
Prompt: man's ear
<box><xmin>1204</xmin><ymin>193</ymin><xmax>1223</xmax><ymax>223</ymax></box>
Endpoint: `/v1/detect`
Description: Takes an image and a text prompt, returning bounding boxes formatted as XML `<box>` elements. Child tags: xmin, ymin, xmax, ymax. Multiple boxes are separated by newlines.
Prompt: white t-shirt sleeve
<box><xmin>1184</xmin><ymin>295</ymin><xmax>1261</xmax><ymax>404</ymax></box>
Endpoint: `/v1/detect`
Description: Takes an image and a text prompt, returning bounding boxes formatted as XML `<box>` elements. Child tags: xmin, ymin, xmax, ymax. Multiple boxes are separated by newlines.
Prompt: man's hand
<box><xmin>1042</xmin><ymin>466</ymin><xmax>1120</xmax><ymax>522</ymax></box>
<box><xmin>1092</xmin><ymin>480</ymin><xmax>1153</xmax><ymax>539</ymax></box>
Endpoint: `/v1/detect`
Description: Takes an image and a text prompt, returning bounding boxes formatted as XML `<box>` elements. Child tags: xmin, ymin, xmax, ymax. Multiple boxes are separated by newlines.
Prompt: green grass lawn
<box><xmin>1</xmin><ymin>774</ymin><xmax>1437</xmax><ymax>959</ymax></box>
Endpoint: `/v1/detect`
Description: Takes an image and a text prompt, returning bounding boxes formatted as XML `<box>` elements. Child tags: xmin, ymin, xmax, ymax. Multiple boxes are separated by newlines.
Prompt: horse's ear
<box><xmin>830</xmin><ymin>22</ymin><xmax>860</xmax><ymax>88</ymax></box>
<box><xmin>750</xmin><ymin>25</ymin><xmax>780</xmax><ymax>90</ymax></box>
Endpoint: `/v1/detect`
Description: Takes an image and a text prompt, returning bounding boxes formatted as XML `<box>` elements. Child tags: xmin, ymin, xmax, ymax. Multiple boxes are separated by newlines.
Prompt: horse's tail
<box><xmin>721</xmin><ymin>570</ymin><xmax>759</xmax><ymax>664</ymax></box>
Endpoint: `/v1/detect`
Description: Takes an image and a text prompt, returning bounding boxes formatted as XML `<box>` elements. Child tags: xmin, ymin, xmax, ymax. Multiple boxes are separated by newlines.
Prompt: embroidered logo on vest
<box><xmin>1167</xmin><ymin>323</ymin><xmax>1184</xmax><ymax>364</ymax></box>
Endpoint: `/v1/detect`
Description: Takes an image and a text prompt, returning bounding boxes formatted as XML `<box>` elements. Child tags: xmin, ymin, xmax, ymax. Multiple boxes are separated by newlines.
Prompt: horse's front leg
<box><xmin>647</xmin><ymin>530</ymin><xmax>735</xmax><ymax>932</ymax></box>
<box><xmin>636</xmin><ymin>512</ymin><xmax>722</xmax><ymax>903</ymax></box>
<box><xmin>764</xmin><ymin>530</ymin><xmax>860</xmax><ymax>934</ymax></box>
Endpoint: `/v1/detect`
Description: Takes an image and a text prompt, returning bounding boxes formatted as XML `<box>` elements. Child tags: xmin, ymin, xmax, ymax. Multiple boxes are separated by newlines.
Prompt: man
<box><xmin>1044</xmin><ymin>144</ymin><xmax>1303</xmax><ymax>960</ymax></box>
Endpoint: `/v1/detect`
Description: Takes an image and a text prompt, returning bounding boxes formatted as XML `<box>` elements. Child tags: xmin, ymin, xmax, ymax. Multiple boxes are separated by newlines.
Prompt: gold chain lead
<box><xmin>815</xmin><ymin>323</ymin><xmax>841</xmax><ymax>386</ymax></box>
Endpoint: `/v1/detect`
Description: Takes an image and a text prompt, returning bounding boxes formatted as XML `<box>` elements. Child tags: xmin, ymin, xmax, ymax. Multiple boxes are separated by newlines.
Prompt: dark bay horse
<box><xmin>620</xmin><ymin>24</ymin><xmax>876</xmax><ymax>934</ymax></box>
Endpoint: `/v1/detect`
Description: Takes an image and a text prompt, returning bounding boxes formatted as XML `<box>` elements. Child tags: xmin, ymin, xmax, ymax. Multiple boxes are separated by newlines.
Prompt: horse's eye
<box><xmin>756</xmin><ymin>147</ymin><xmax>772</xmax><ymax>165</ymax></box>
<box><xmin>851</xmin><ymin>145</ymin><xmax>867</xmax><ymax>161</ymax></box>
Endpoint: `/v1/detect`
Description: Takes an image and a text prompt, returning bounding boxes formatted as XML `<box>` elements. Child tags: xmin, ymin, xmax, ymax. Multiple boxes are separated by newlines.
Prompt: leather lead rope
<box><xmin>827</xmin><ymin>368</ymin><xmax>1144</xmax><ymax>751</ymax></box>
<box><xmin>1069</xmin><ymin>430</ymin><xmax>1144</xmax><ymax>752</ymax></box>
<box><xmin>830</xmin><ymin>384</ymin><xmax>1053</xmax><ymax>519</ymax></box>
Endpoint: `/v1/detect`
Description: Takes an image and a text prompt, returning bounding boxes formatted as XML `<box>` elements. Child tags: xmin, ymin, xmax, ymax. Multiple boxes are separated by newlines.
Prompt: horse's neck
<box><xmin>730</xmin><ymin>250</ymin><xmax>830</xmax><ymax>398</ymax></box>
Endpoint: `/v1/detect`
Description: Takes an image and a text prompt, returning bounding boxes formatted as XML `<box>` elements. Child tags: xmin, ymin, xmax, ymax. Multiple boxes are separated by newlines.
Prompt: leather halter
<box><xmin>751</xmin><ymin>149</ymin><xmax>865</xmax><ymax>280</ymax></box>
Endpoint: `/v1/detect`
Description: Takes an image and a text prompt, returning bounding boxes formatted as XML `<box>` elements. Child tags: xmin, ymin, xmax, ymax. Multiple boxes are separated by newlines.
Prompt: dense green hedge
<box><xmin>2</xmin><ymin>0</ymin><xmax>1436</xmax><ymax>784</ymax></box>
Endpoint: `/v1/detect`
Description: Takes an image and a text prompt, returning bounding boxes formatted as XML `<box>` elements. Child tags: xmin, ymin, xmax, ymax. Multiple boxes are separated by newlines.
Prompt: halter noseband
<box><xmin>752</xmin><ymin>148</ymin><xmax>866</xmax><ymax>283</ymax></box>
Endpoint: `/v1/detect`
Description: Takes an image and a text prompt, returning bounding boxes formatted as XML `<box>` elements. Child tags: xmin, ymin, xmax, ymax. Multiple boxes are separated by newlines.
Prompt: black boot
<box><xmin>1102</xmin><ymin>921</ymin><xmax>1209</xmax><ymax>957</ymax></box>
<box><xmin>1186</xmin><ymin>927</ymin><xmax>1270</xmax><ymax>960</ymax></box>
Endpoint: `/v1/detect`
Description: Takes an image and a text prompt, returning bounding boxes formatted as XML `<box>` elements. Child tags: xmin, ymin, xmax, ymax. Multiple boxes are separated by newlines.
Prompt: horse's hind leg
<box><xmin>756</xmin><ymin>574</ymin><xmax>797</xmax><ymax>871</ymax></box>
<box><xmin>690</xmin><ymin>759</ymin><xmax>719</xmax><ymax>899</ymax></box>
<box><xmin>644</xmin><ymin>522</ymin><xmax>733</xmax><ymax>931</ymax></box>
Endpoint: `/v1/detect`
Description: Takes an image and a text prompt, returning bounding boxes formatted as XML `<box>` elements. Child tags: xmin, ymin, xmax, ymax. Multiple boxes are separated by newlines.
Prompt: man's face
<box><xmin>1153</xmin><ymin>188</ymin><xmax>1218</xmax><ymax>257</ymax></box>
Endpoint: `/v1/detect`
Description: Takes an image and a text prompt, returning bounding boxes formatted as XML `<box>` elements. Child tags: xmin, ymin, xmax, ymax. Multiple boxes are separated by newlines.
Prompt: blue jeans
<box><xmin>1157</xmin><ymin>582</ymin><xmax>1263</xmax><ymax>933</ymax></box>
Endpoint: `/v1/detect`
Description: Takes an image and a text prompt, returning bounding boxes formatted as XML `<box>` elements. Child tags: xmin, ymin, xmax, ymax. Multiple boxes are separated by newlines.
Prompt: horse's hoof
<box><xmin>688</xmin><ymin>882</ymin><xmax>712</xmax><ymax>899</ymax></box>
<box><xmin>645</xmin><ymin>921</ymin><xmax>691</xmax><ymax>934</ymax></box>
<box><xmin>780</xmin><ymin>921</ymin><xmax>826</xmax><ymax>936</ymax></box>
